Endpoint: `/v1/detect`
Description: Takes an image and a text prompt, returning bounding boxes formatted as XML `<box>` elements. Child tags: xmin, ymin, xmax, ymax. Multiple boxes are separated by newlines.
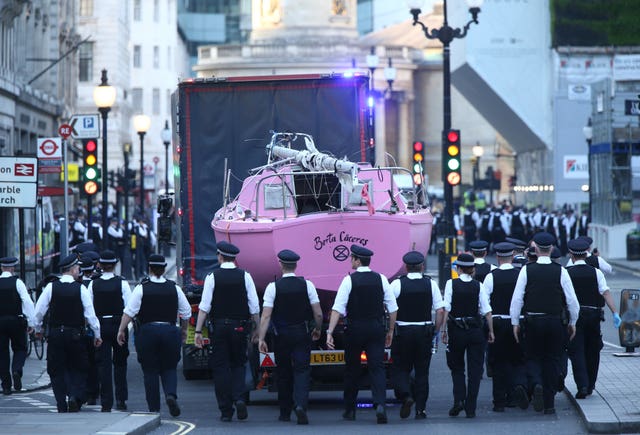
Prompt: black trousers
<box><xmin>391</xmin><ymin>325</ymin><xmax>433</xmax><ymax>412</ymax></box>
<box><xmin>134</xmin><ymin>323</ymin><xmax>181</xmax><ymax>412</ymax></box>
<box><xmin>47</xmin><ymin>327</ymin><xmax>89</xmax><ymax>408</ymax></box>
<box><xmin>343</xmin><ymin>319</ymin><xmax>386</xmax><ymax>411</ymax></box>
<box><xmin>568</xmin><ymin>309</ymin><xmax>603</xmax><ymax>391</ymax></box>
<box><xmin>446</xmin><ymin>324</ymin><xmax>486</xmax><ymax>413</ymax></box>
<box><xmin>96</xmin><ymin>318</ymin><xmax>129</xmax><ymax>409</ymax></box>
<box><xmin>524</xmin><ymin>316</ymin><xmax>565</xmax><ymax>409</ymax></box>
<box><xmin>0</xmin><ymin>316</ymin><xmax>27</xmax><ymax>391</ymax></box>
<box><xmin>489</xmin><ymin>318</ymin><xmax>526</xmax><ymax>406</ymax></box>
<box><xmin>210</xmin><ymin>320</ymin><xmax>249</xmax><ymax>418</ymax></box>
<box><xmin>85</xmin><ymin>334</ymin><xmax>99</xmax><ymax>400</ymax></box>
<box><xmin>274</xmin><ymin>324</ymin><xmax>311</xmax><ymax>414</ymax></box>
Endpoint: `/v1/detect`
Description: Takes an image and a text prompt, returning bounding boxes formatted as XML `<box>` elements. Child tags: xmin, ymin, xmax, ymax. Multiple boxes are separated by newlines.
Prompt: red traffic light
<box><xmin>85</xmin><ymin>140</ymin><xmax>97</xmax><ymax>152</ymax></box>
<box><xmin>413</xmin><ymin>141</ymin><xmax>423</xmax><ymax>152</ymax></box>
<box><xmin>447</xmin><ymin>130</ymin><xmax>459</xmax><ymax>143</ymax></box>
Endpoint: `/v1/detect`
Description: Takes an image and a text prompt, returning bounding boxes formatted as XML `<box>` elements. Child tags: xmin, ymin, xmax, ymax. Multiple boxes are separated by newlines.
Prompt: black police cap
<box><xmin>494</xmin><ymin>242</ymin><xmax>516</xmax><ymax>257</ymax></box>
<box><xmin>74</xmin><ymin>242</ymin><xmax>100</xmax><ymax>255</ymax></box>
<box><xmin>505</xmin><ymin>237</ymin><xmax>527</xmax><ymax>250</ymax></box>
<box><xmin>551</xmin><ymin>246</ymin><xmax>562</xmax><ymax>259</ymax></box>
<box><xmin>277</xmin><ymin>249</ymin><xmax>300</xmax><ymax>264</ymax></box>
<box><xmin>59</xmin><ymin>254</ymin><xmax>79</xmax><ymax>271</ymax></box>
<box><xmin>0</xmin><ymin>256</ymin><xmax>18</xmax><ymax>267</ymax></box>
<box><xmin>79</xmin><ymin>254</ymin><xmax>94</xmax><ymax>271</ymax></box>
<box><xmin>148</xmin><ymin>254</ymin><xmax>167</xmax><ymax>267</ymax></box>
<box><xmin>533</xmin><ymin>232</ymin><xmax>555</xmax><ymax>249</ymax></box>
<box><xmin>402</xmin><ymin>251</ymin><xmax>425</xmax><ymax>265</ymax></box>
<box><xmin>578</xmin><ymin>235</ymin><xmax>593</xmax><ymax>246</ymax></box>
<box><xmin>568</xmin><ymin>238</ymin><xmax>589</xmax><ymax>256</ymax></box>
<box><xmin>468</xmin><ymin>240</ymin><xmax>489</xmax><ymax>252</ymax></box>
<box><xmin>454</xmin><ymin>253</ymin><xmax>475</xmax><ymax>267</ymax></box>
<box><xmin>99</xmin><ymin>250</ymin><xmax>118</xmax><ymax>264</ymax></box>
<box><xmin>350</xmin><ymin>244</ymin><xmax>373</xmax><ymax>259</ymax></box>
<box><xmin>216</xmin><ymin>241</ymin><xmax>240</xmax><ymax>258</ymax></box>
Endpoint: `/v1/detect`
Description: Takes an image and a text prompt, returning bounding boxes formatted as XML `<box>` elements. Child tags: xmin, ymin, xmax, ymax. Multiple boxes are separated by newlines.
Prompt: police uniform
<box><xmin>469</xmin><ymin>240</ymin><xmax>496</xmax><ymax>283</ymax></box>
<box><xmin>482</xmin><ymin>243</ymin><xmax>528</xmax><ymax>411</ymax></box>
<box><xmin>78</xmin><ymin>255</ymin><xmax>100</xmax><ymax>405</ymax></box>
<box><xmin>329</xmin><ymin>244</ymin><xmax>398</xmax><ymax>424</ymax></box>
<box><xmin>34</xmin><ymin>254</ymin><xmax>101</xmax><ymax>413</ymax></box>
<box><xmin>88</xmin><ymin>250</ymin><xmax>131</xmax><ymax>412</ymax></box>
<box><xmin>443</xmin><ymin>253</ymin><xmax>493</xmax><ymax>418</ymax></box>
<box><xmin>565</xmin><ymin>236</ymin><xmax>613</xmax><ymax>274</ymax></box>
<box><xmin>566</xmin><ymin>239</ymin><xmax>620</xmax><ymax>398</ymax></box>
<box><xmin>121</xmin><ymin>254</ymin><xmax>191</xmax><ymax>415</ymax></box>
<box><xmin>259</xmin><ymin>249</ymin><xmax>322</xmax><ymax>424</ymax></box>
<box><xmin>196</xmin><ymin>242</ymin><xmax>260</xmax><ymax>422</ymax></box>
<box><xmin>509</xmin><ymin>232</ymin><xmax>579</xmax><ymax>414</ymax></box>
<box><xmin>390</xmin><ymin>251</ymin><xmax>444</xmax><ymax>419</ymax></box>
<box><xmin>0</xmin><ymin>257</ymin><xmax>35</xmax><ymax>394</ymax></box>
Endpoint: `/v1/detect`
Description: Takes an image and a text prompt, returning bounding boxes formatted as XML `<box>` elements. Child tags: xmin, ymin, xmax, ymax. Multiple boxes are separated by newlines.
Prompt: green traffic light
<box><xmin>447</xmin><ymin>159</ymin><xmax>460</xmax><ymax>171</ymax></box>
<box><xmin>85</xmin><ymin>167</ymin><xmax>98</xmax><ymax>180</ymax></box>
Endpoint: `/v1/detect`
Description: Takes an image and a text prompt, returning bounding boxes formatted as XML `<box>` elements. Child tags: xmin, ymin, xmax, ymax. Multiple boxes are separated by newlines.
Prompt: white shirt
<box><xmin>509</xmin><ymin>257</ymin><xmax>579</xmax><ymax>326</ymax></box>
<box><xmin>474</xmin><ymin>257</ymin><xmax>497</xmax><ymax>271</ymax></box>
<box><xmin>107</xmin><ymin>224</ymin><xmax>124</xmax><ymax>239</ymax></box>
<box><xmin>124</xmin><ymin>275</ymin><xmax>191</xmax><ymax>320</ymax></box>
<box><xmin>0</xmin><ymin>271</ymin><xmax>36</xmax><ymax>327</ymax></box>
<box><xmin>482</xmin><ymin>264</ymin><xmax>515</xmax><ymax>318</ymax></box>
<box><xmin>262</xmin><ymin>273</ymin><xmax>319</xmax><ymax>308</ymax></box>
<box><xmin>443</xmin><ymin>273</ymin><xmax>492</xmax><ymax>316</ymax></box>
<box><xmin>569</xmin><ymin>260</ymin><xmax>610</xmax><ymax>299</ymax></box>
<box><xmin>35</xmin><ymin>275</ymin><xmax>101</xmax><ymax>338</ymax></box>
<box><xmin>87</xmin><ymin>272</ymin><xmax>132</xmax><ymax>309</ymax></box>
<box><xmin>565</xmin><ymin>254</ymin><xmax>613</xmax><ymax>274</ymax></box>
<box><xmin>390</xmin><ymin>273</ymin><xmax>444</xmax><ymax>325</ymax></box>
<box><xmin>199</xmin><ymin>262</ymin><xmax>260</xmax><ymax>315</ymax></box>
<box><xmin>331</xmin><ymin>266</ymin><xmax>398</xmax><ymax>316</ymax></box>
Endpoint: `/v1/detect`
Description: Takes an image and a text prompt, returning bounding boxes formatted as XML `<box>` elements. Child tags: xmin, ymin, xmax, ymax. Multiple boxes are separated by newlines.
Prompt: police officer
<box><xmin>34</xmin><ymin>254</ymin><xmax>102</xmax><ymax>412</ymax></box>
<box><xmin>482</xmin><ymin>243</ymin><xmax>528</xmax><ymax>412</ymax></box>
<box><xmin>565</xmin><ymin>236</ymin><xmax>613</xmax><ymax>274</ymax></box>
<box><xmin>0</xmin><ymin>257</ymin><xmax>35</xmax><ymax>394</ymax></box>
<box><xmin>194</xmin><ymin>242</ymin><xmax>260</xmax><ymax>422</ymax></box>
<box><xmin>506</xmin><ymin>237</ymin><xmax>527</xmax><ymax>269</ymax></box>
<box><xmin>117</xmin><ymin>254</ymin><xmax>191</xmax><ymax>416</ymax></box>
<box><xmin>79</xmin><ymin>254</ymin><xmax>100</xmax><ymax>406</ymax></box>
<box><xmin>469</xmin><ymin>240</ymin><xmax>496</xmax><ymax>283</ymax></box>
<box><xmin>257</xmin><ymin>249</ymin><xmax>323</xmax><ymax>424</ymax></box>
<box><xmin>566</xmin><ymin>238</ymin><xmax>621</xmax><ymax>398</ymax></box>
<box><xmin>89</xmin><ymin>250</ymin><xmax>131</xmax><ymax>412</ymax></box>
<box><xmin>326</xmin><ymin>244</ymin><xmax>398</xmax><ymax>424</ymax></box>
<box><xmin>390</xmin><ymin>251</ymin><xmax>444</xmax><ymax>420</ymax></box>
<box><xmin>442</xmin><ymin>253</ymin><xmax>494</xmax><ymax>418</ymax></box>
<box><xmin>509</xmin><ymin>232</ymin><xmax>579</xmax><ymax>415</ymax></box>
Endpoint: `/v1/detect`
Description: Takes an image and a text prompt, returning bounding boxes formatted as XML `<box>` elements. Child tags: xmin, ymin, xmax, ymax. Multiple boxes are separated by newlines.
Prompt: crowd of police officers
<box><xmin>0</xmin><ymin>228</ymin><xmax>623</xmax><ymax>424</ymax></box>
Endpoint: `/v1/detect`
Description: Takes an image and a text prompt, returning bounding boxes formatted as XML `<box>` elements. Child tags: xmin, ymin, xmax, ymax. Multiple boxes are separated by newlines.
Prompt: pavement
<box><xmin>3</xmin><ymin>254</ymin><xmax>640</xmax><ymax>434</ymax></box>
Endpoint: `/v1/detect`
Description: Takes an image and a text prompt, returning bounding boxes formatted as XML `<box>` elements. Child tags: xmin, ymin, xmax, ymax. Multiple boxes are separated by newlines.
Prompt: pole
<box><xmin>19</xmin><ymin>209</ymin><xmax>25</xmax><ymax>282</ymax></box>
<box><xmin>62</xmin><ymin>138</ymin><xmax>69</xmax><ymax>258</ymax></box>
<box><xmin>165</xmin><ymin>142</ymin><xmax>170</xmax><ymax>194</ymax></box>
<box><xmin>100</xmin><ymin>107</ymin><xmax>110</xmax><ymax>251</ymax></box>
<box><xmin>139</xmin><ymin>132</ymin><xmax>145</xmax><ymax>217</ymax></box>
<box><xmin>121</xmin><ymin>150</ymin><xmax>132</xmax><ymax>279</ymax></box>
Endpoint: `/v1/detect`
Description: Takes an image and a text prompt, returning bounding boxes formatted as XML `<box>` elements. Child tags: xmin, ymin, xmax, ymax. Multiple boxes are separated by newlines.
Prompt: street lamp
<box><xmin>409</xmin><ymin>0</ymin><xmax>483</xmax><ymax>288</ymax></box>
<box><xmin>384</xmin><ymin>57</ymin><xmax>397</xmax><ymax>96</ymax></box>
<box><xmin>134</xmin><ymin>114</ymin><xmax>151</xmax><ymax>216</ymax></box>
<box><xmin>93</xmin><ymin>69</ymin><xmax>116</xmax><ymax>250</ymax></box>
<box><xmin>583</xmin><ymin>117</ymin><xmax>593</xmax><ymax>223</ymax></box>
<box><xmin>472</xmin><ymin>142</ymin><xmax>484</xmax><ymax>190</ymax></box>
<box><xmin>161</xmin><ymin>120</ymin><xmax>172</xmax><ymax>194</ymax></box>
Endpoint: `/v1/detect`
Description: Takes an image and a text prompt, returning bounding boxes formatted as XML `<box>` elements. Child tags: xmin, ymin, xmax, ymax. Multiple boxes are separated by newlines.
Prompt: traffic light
<box><xmin>412</xmin><ymin>141</ymin><xmax>425</xmax><ymax>185</ymax></box>
<box><xmin>82</xmin><ymin>139</ymin><xmax>101</xmax><ymax>196</ymax></box>
<box><xmin>443</xmin><ymin>129</ymin><xmax>461</xmax><ymax>186</ymax></box>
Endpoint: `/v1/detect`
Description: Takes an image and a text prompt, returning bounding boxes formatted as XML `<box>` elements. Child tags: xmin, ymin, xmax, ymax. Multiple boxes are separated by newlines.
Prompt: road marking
<box><xmin>603</xmin><ymin>340</ymin><xmax>624</xmax><ymax>350</ymax></box>
<box><xmin>163</xmin><ymin>420</ymin><xmax>196</xmax><ymax>435</ymax></box>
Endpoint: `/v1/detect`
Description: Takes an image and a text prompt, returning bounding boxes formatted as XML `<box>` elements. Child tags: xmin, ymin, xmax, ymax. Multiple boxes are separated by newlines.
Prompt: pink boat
<box><xmin>212</xmin><ymin>132</ymin><xmax>433</xmax><ymax>309</ymax></box>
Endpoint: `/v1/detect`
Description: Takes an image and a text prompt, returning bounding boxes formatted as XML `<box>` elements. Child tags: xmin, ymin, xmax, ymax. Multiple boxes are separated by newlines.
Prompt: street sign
<box><xmin>153</xmin><ymin>156</ymin><xmax>160</xmax><ymax>164</ymax></box>
<box><xmin>144</xmin><ymin>163</ymin><xmax>154</xmax><ymax>175</ymax></box>
<box><xmin>60</xmin><ymin>163</ymin><xmax>79</xmax><ymax>182</ymax></box>
<box><xmin>0</xmin><ymin>157</ymin><xmax>38</xmax><ymax>208</ymax></box>
<box><xmin>37</xmin><ymin>137</ymin><xmax>62</xmax><ymax>159</ymax></box>
<box><xmin>58</xmin><ymin>124</ymin><xmax>73</xmax><ymax>139</ymax></box>
<box><xmin>70</xmin><ymin>114</ymin><xmax>100</xmax><ymax>139</ymax></box>
<box><xmin>625</xmin><ymin>100</ymin><xmax>640</xmax><ymax>116</ymax></box>
<box><xmin>37</xmin><ymin>186</ymin><xmax>74</xmax><ymax>197</ymax></box>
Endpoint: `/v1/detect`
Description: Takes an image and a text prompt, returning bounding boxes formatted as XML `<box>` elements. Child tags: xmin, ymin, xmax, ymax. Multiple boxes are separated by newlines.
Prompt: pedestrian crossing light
<box><xmin>444</xmin><ymin>129</ymin><xmax>461</xmax><ymax>186</ymax></box>
<box><xmin>412</xmin><ymin>141</ymin><xmax>425</xmax><ymax>185</ymax></box>
<box><xmin>82</xmin><ymin>138</ymin><xmax>101</xmax><ymax>196</ymax></box>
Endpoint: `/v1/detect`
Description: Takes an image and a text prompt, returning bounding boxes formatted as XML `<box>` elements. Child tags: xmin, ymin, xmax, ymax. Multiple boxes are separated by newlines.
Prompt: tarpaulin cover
<box><xmin>176</xmin><ymin>75</ymin><xmax>368</xmax><ymax>290</ymax></box>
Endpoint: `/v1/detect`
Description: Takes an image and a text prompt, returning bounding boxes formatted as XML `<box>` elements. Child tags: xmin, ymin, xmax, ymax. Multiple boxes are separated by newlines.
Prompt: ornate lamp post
<box><xmin>133</xmin><ymin>114</ymin><xmax>151</xmax><ymax>216</ymax></box>
<box><xmin>93</xmin><ymin>69</ymin><xmax>116</xmax><ymax>250</ymax></box>
<box><xmin>583</xmin><ymin>117</ymin><xmax>593</xmax><ymax>223</ymax></box>
<box><xmin>408</xmin><ymin>0</ymin><xmax>483</xmax><ymax>288</ymax></box>
<box><xmin>161</xmin><ymin>120</ymin><xmax>171</xmax><ymax>193</ymax></box>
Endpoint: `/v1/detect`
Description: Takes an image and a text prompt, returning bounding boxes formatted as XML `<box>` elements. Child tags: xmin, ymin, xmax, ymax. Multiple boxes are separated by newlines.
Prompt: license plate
<box><xmin>310</xmin><ymin>351</ymin><xmax>344</xmax><ymax>365</ymax></box>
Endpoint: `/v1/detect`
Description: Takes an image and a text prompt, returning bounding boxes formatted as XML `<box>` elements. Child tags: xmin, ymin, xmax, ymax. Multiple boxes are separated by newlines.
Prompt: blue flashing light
<box><xmin>343</xmin><ymin>71</ymin><xmax>354</xmax><ymax>78</ymax></box>
<box><xmin>367</xmin><ymin>96</ymin><xmax>374</xmax><ymax>108</ymax></box>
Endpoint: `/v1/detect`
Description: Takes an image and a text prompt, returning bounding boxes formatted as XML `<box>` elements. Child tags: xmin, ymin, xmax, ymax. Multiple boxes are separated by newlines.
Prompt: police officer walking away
<box><xmin>469</xmin><ymin>240</ymin><xmax>496</xmax><ymax>283</ymax></box>
<box><xmin>442</xmin><ymin>253</ymin><xmax>494</xmax><ymax>418</ymax></box>
<box><xmin>509</xmin><ymin>232</ymin><xmax>579</xmax><ymax>415</ymax></box>
<box><xmin>482</xmin><ymin>243</ymin><xmax>529</xmax><ymax>412</ymax></box>
<box><xmin>566</xmin><ymin>238</ymin><xmax>621</xmax><ymax>398</ymax></box>
<box><xmin>117</xmin><ymin>254</ymin><xmax>191</xmax><ymax>416</ymax></box>
<box><xmin>326</xmin><ymin>244</ymin><xmax>398</xmax><ymax>424</ymax></box>
<box><xmin>0</xmin><ymin>257</ymin><xmax>35</xmax><ymax>394</ymax></box>
<box><xmin>89</xmin><ymin>250</ymin><xmax>131</xmax><ymax>412</ymax></box>
<box><xmin>257</xmin><ymin>249</ymin><xmax>323</xmax><ymax>424</ymax></box>
<box><xmin>79</xmin><ymin>254</ymin><xmax>100</xmax><ymax>405</ymax></box>
<box><xmin>193</xmin><ymin>242</ymin><xmax>260</xmax><ymax>422</ymax></box>
<box><xmin>390</xmin><ymin>251</ymin><xmax>444</xmax><ymax>419</ymax></box>
<box><xmin>34</xmin><ymin>254</ymin><xmax>102</xmax><ymax>412</ymax></box>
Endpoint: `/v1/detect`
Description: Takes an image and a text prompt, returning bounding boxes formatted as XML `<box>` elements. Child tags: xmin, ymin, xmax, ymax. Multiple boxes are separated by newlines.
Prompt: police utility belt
<box><xmin>447</xmin><ymin>316</ymin><xmax>481</xmax><ymax>330</ymax></box>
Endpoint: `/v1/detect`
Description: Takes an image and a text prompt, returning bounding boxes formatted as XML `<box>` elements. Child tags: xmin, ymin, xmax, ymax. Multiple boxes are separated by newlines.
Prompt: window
<box><xmin>79</xmin><ymin>42</ymin><xmax>93</xmax><ymax>82</ymax></box>
<box><xmin>79</xmin><ymin>0</ymin><xmax>94</xmax><ymax>16</ymax></box>
<box><xmin>152</xmin><ymin>88</ymin><xmax>160</xmax><ymax>115</ymax></box>
<box><xmin>166</xmin><ymin>89</ymin><xmax>171</xmax><ymax>115</ymax></box>
<box><xmin>153</xmin><ymin>46</ymin><xmax>159</xmax><ymax>68</ymax></box>
<box><xmin>133</xmin><ymin>45</ymin><xmax>141</xmax><ymax>68</ymax></box>
<box><xmin>154</xmin><ymin>0</ymin><xmax>159</xmax><ymax>22</ymax></box>
<box><xmin>167</xmin><ymin>46</ymin><xmax>172</xmax><ymax>69</ymax></box>
<box><xmin>132</xmin><ymin>88</ymin><xmax>143</xmax><ymax>113</ymax></box>
<box><xmin>133</xmin><ymin>0</ymin><xmax>141</xmax><ymax>21</ymax></box>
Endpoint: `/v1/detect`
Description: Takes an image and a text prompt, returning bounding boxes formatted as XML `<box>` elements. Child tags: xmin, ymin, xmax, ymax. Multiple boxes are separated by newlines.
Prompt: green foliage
<box><xmin>552</xmin><ymin>0</ymin><xmax>640</xmax><ymax>46</ymax></box>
